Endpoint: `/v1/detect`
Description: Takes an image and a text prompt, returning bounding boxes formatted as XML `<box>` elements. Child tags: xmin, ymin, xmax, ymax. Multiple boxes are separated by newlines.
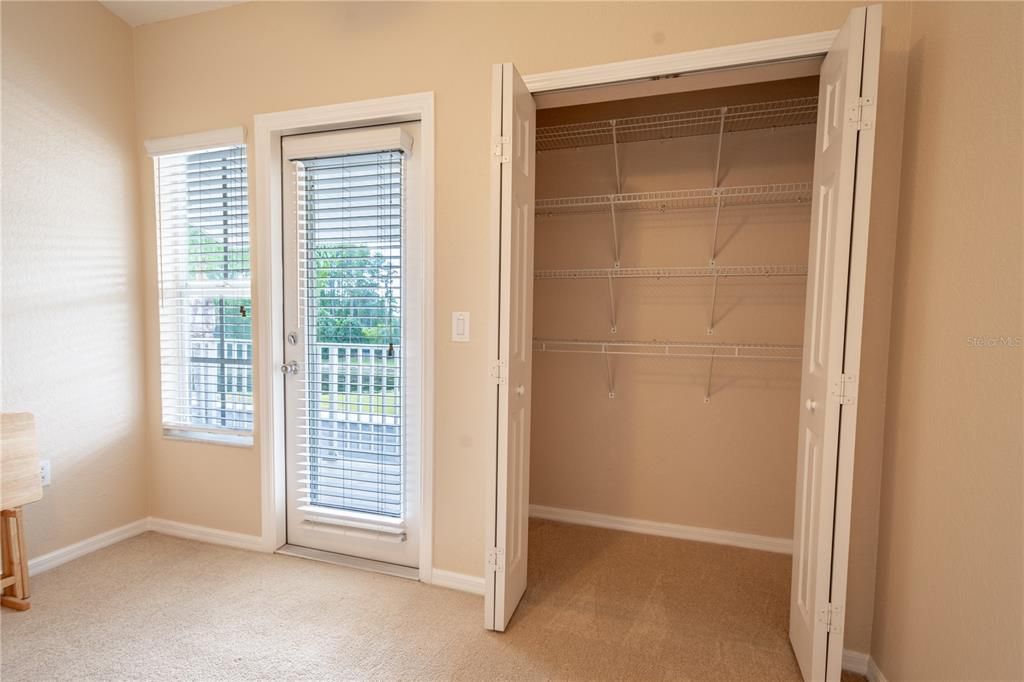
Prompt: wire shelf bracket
<box><xmin>607</xmin><ymin>274</ymin><xmax>617</xmax><ymax>334</ymax></box>
<box><xmin>605</xmin><ymin>353</ymin><xmax>616</xmax><ymax>399</ymax></box>
<box><xmin>608</xmin><ymin>202</ymin><xmax>621</xmax><ymax>269</ymax></box>
<box><xmin>708</xmin><ymin>273</ymin><xmax>720</xmax><ymax>336</ymax></box>
<box><xmin>704</xmin><ymin>350</ymin><xmax>716</xmax><ymax>404</ymax></box>
<box><xmin>611</xmin><ymin>119</ymin><xmax>623</xmax><ymax>194</ymax></box>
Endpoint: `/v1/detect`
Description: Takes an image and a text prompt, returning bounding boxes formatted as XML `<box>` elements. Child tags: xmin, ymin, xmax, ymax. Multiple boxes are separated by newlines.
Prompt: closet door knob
<box><xmin>516</xmin><ymin>385</ymin><xmax>525</xmax><ymax>396</ymax></box>
<box><xmin>805</xmin><ymin>398</ymin><xmax>817</xmax><ymax>412</ymax></box>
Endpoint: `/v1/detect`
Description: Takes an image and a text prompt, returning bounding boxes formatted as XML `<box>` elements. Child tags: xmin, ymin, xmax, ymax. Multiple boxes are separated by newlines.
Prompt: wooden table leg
<box><xmin>1</xmin><ymin>508</ymin><xmax>31</xmax><ymax>611</ymax></box>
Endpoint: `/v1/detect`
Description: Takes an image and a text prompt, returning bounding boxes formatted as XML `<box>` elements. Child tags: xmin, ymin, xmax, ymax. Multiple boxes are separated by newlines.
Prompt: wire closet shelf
<box><xmin>535</xmin><ymin>96</ymin><xmax>818</xmax><ymax>152</ymax></box>
<box><xmin>535</xmin><ymin>182</ymin><xmax>812</xmax><ymax>217</ymax></box>
<box><xmin>533</xmin><ymin>338</ymin><xmax>803</xmax><ymax>361</ymax></box>
<box><xmin>534</xmin><ymin>264</ymin><xmax>808</xmax><ymax>280</ymax></box>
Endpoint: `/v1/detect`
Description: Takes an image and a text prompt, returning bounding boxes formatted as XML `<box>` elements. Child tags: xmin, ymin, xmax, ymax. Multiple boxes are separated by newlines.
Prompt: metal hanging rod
<box><xmin>533</xmin><ymin>338</ymin><xmax>803</xmax><ymax>361</ymax></box>
<box><xmin>535</xmin><ymin>182</ymin><xmax>812</xmax><ymax>216</ymax></box>
<box><xmin>536</xmin><ymin>96</ymin><xmax>818</xmax><ymax>152</ymax></box>
<box><xmin>534</xmin><ymin>264</ymin><xmax>808</xmax><ymax>280</ymax></box>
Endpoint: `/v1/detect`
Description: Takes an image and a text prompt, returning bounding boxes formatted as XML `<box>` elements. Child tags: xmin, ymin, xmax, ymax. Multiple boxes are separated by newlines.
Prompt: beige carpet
<box><xmin>1</xmin><ymin>520</ymin><xmax>866</xmax><ymax>681</ymax></box>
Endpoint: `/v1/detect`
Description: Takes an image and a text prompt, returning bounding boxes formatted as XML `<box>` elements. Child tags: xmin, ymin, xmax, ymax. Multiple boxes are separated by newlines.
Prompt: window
<box><xmin>149</xmin><ymin>130</ymin><xmax>251</xmax><ymax>443</ymax></box>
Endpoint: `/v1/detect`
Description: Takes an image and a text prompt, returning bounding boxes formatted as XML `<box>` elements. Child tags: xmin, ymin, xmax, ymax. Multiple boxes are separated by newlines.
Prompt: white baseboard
<box><xmin>530</xmin><ymin>504</ymin><xmax>793</xmax><ymax>554</ymax></box>
<box><xmin>27</xmin><ymin>517</ymin><xmax>264</xmax><ymax>576</ymax></box>
<box><xmin>28</xmin><ymin>518</ymin><xmax>150</xmax><ymax>576</ymax></box>
<box><xmin>147</xmin><ymin>517</ymin><xmax>264</xmax><ymax>552</ymax></box>
<box><xmin>27</xmin><ymin>516</ymin><xmax>481</xmax><ymax>598</ymax></box>
<box><xmin>867</xmin><ymin>656</ymin><xmax>889</xmax><ymax>682</ymax></box>
<box><xmin>843</xmin><ymin>649</ymin><xmax>870</xmax><ymax>675</ymax></box>
<box><xmin>841</xmin><ymin>650</ymin><xmax>889</xmax><ymax>682</ymax></box>
<box><xmin>430</xmin><ymin>568</ymin><xmax>485</xmax><ymax>595</ymax></box>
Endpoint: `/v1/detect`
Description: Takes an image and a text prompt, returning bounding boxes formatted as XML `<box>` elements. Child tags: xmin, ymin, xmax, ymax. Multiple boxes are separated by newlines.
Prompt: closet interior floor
<box><xmin>522</xmin><ymin>518</ymin><xmax>866</xmax><ymax>681</ymax></box>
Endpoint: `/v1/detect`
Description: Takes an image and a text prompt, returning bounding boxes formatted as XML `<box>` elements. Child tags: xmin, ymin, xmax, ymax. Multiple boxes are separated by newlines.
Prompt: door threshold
<box><xmin>276</xmin><ymin>544</ymin><xmax>418</xmax><ymax>581</ymax></box>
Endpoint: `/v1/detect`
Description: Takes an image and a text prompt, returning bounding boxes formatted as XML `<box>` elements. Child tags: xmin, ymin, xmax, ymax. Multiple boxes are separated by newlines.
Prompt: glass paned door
<box><xmin>282</xmin><ymin>124</ymin><xmax>421</xmax><ymax>568</ymax></box>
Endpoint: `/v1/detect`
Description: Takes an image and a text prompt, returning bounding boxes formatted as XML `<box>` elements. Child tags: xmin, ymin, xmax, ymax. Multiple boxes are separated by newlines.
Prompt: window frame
<box><xmin>146</xmin><ymin>127</ymin><xmax>254</xmax><ymax>447</ymax></box>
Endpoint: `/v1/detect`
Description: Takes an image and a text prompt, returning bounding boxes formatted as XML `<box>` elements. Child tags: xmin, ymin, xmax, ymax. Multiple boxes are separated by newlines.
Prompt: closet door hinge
<box><xmin>832</xmin><ymin>373</ymin><xmax>857</xmax><ymax>405</ymax></box>
<box><xmin>492</xmin><ymin>135</ymin><xmax>511</xmax><ymax>164</ymax></box>
<box><xmin>487</xmin><ymin>547</ymin><xmax>505</xmax><ymax>573</ymax></box>
<box><xmin>848</xmin><ymin>96</ymin><xmax>875</xmax><ymax>130</ymax></box>
<box><xmin>490</xmin><ymin>360</ymin><xmax>507</xmax><ymax>385</ymax></box>
<box><xmin>818</xmin><ymin>603</ymin><xmax>844</xmax><ymax>633</ymax></box>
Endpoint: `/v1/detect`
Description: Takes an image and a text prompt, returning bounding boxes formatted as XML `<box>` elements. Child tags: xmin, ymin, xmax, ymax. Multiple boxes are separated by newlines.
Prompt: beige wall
<box><xmin>0</xmin><ymin>1</ymin><xmax>147</xmax><ymax>557</ymax></box>
<box><xmin>128</xmin><ymin>1</ymin><xmax>917</xmax><ymax>653</ymax></box>
<box><xmin>871</xmin><ymin>3</ymin><xmax>1024</xmax><ymax>679</ymax></box>
<box><xmin>5</xmin><ymin>3</ymin><xmax>1020</xmax><ymax>672</ymax></box>
<box><xmin>531</xmin><ymin>81</ymin><xmax>816</xmax><ymax>540</ymax></box>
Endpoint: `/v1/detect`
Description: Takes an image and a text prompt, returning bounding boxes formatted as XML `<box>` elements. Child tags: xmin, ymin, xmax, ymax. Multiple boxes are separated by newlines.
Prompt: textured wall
<box><xmin>1</xmin><ymin>1</ymin><xmax>147</xmax><ymax>557</ymax></box>
<box><xmin>871</xmin><ymin>2</ymin><xmax>1024</xmax><ymax>679</ymax></box>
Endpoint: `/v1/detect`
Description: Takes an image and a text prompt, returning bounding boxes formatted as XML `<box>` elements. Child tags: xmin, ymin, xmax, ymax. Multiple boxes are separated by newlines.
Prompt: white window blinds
<box><xmin>153</xmin><ymin>142</ymin><xmax>252</xmax><ymax>439</ymax></box>
<box><xmin>294</xmin><ymin>149</ymin><xmax>404</xmax><ymax>518</ymax></box>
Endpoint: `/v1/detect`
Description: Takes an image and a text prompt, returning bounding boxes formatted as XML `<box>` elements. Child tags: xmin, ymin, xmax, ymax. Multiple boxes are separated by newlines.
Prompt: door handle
<box><xmin>805</xmin><ymin>398</ymin><xmax>817</xmax><ymax>412</ymax></box>
<box><xmin>281</xmin><ymin>361</ymin><xmax>299</xmax><ymax>375</ymax></box>
<box><xmin>515</xmin><ymin>385</ymin><xmax>525</xmax><ymax>396</ymax></box>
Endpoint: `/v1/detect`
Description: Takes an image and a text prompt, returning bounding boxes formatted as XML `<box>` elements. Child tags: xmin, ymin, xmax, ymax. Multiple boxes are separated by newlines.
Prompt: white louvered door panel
<box><xmin>790</xmin><ymin>6</ymin><xmax>880</xmax><ymax>681</ymax></box>
<box><xmin>282</xmin><ymin>124</ymin><xmax>422</xmax><ymax>568</ymax></box>
<box><xmin>485</xmin><ymin>63</ymin><xmax>536</xmax><ymax>631</ymax></box>
<box><xmin>153</xmin><ymin>144</ymin><xmax>253</xmax><ymax>439</ymax></box>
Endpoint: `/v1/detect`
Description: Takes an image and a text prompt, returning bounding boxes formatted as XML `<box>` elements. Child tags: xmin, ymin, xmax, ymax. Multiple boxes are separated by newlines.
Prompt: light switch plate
<box><xmin>40</xmin><ymin>460</ymin><xmax>51</xmax><ymax>487</ymax></box>
<box><xmin>451</xmin><ymin>312</ymin><xmax>470</xmax><ymax>342</ymax></box>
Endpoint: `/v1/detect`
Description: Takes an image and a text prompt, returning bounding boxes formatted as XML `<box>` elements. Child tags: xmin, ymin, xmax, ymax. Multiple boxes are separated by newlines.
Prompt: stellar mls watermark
<box><xmin>966</xmin><ymin>335</ymin><xmax>1023</xmax><ymax>348</ymax></box>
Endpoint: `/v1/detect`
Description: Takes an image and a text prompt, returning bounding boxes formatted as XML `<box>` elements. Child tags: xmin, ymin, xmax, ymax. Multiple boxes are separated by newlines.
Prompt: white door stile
<box><xmin>485</xmin><ymin>62</ymin><xmax>537</xmax><ymax>632</ymax></box>
<box><xmin>789</xmin><ymin>6</ymin><xmax>880</xmax><ymax>681</ymax></box>
<box><xmin>824</xmin><ymin>5</ymin><xmax>881</xmax><ymax>681</ymax></box>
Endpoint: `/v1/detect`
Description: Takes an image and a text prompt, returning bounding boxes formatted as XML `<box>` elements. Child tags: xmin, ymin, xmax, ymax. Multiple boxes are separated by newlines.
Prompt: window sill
<box><xmin>162</xmin><ymin>428</ymin><xmax>254</xmax><ymax>448</ymax></box>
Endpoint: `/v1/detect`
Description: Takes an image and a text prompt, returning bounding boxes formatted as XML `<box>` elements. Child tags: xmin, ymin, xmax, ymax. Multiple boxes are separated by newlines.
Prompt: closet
<box><xmin>530</xmin><ymin>78</ymin><xmax>818</xmax><ymax>544</ymax></box>
<box><xmin>486</xmin><ymin>10</ymin><xmax>882</xmax><ymax>682</ymax></box>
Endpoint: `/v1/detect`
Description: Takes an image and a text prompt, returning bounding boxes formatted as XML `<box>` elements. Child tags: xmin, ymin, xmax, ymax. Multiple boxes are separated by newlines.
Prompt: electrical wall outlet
<box><xmin>40</xmin><ymin>460</ymin><xmax>51</xmax><ymax>487</ymax></box>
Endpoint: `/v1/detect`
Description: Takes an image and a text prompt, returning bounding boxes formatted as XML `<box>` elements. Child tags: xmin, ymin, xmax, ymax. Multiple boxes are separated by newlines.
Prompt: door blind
<box><xmin>294</xmin><ymin>150</ymin><xmax>404</xmax><ymax>518</ymax></box>
<box><xmin>154</xmin><ymin>145</ymin><xmax>252</xmax><ymax>437</ymax></box>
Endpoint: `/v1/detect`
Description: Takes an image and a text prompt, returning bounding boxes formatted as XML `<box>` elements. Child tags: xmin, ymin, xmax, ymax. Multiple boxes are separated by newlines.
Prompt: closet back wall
<box><xmin>531</xmin><ymin>82</ymin><xmax>816</xmax><ymax>539</ymax></box>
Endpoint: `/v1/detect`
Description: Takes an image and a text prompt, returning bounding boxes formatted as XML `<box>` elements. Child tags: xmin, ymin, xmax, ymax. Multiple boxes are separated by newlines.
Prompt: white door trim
<box><xmin>522</xmin><ymin>29</ymin><xmax>838</xmax><ymax>94</ymax></box>
<box><xmin>252</xmin><ymin>92</ymin><xmax>435</xmax><ymax>584</ymax></box>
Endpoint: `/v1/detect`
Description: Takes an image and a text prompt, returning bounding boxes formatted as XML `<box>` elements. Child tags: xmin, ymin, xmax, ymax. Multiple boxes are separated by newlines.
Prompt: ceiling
<box><xmin>101</xmin><ymin>1</ymin><xmax>245</xmax><ymax>27</ymax></box>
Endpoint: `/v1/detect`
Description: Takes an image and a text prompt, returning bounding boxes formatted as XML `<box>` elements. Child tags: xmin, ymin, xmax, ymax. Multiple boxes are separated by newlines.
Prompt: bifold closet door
<box><xmin>485</xmin><ymin>62</ymin><xmax>536</xmax><ymax>632</ymax></box>
<box><xmin>789</xmin><ymin>6</ymin><xmax>880</xmax><ymax>681</ymax></box>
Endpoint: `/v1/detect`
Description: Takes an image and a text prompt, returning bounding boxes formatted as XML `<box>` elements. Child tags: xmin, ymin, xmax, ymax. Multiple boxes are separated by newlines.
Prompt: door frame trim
<box><xmin>521</xmin><ymin>29</ymin><xmax>837</xmax><ymax>94</ymax></box>
<box><xmin>252</xmin><ymin>92</ymin><xmax>436</xmax><ymax>584</ymax></box>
